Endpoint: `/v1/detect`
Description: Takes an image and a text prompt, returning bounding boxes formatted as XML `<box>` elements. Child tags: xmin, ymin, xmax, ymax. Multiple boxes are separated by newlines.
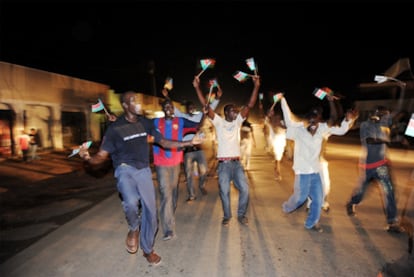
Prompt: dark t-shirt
<box><xmin>101</xmin><ymin>115</ymin><xmax>163</xmax><ymax>169</ymax></box>
<box><xmin>29</xmin><ymin>132</ymin><xmax>40</xmax><ymax>145</ymax></box>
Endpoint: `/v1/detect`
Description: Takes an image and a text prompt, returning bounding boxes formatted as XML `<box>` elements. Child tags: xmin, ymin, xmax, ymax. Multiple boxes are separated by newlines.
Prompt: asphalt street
<box><xmin>0</xmin><ymin>127</ymin><xmax>413</xmax><ymax>277</ymax></box>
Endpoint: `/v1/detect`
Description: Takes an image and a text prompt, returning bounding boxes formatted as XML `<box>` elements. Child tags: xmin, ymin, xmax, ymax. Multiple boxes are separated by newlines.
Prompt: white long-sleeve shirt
<box><xmin>280</xmin><ymin>97</ymin><xmax>353</xmax><ymax>174</ymax></box>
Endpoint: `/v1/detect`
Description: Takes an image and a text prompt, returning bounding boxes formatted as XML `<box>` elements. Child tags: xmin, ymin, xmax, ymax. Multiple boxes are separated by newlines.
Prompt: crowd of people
<box><xmin>76</xmin><ymin>71</ymin><xmax>407</xmax><ymax>266</ymax></box>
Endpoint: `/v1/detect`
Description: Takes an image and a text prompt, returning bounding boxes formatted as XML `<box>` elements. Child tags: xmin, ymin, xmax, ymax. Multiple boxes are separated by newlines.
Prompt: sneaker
<box><xmin>238</xmin><ymin>216</ymin><xmax>249</xmax><ymax>226</ymax></box>
<box><xmin>200</xmin><ymin>187</ymin><xmax>208</xmax><ymax>195</ymax></box>
<box><xmin>307</xmin><ymin>224</ymin><xmax>323</xmax><ymax>233</ymax></box>
<box><xmin>386</xmin><ymin>223</ymin><xmax>405</xmax><ymax>233</ymax></box>
<box><xmin>346</xmin><ymin>203</ymin><xmax>356</xmax><ymax>216</ymax></box>
<box><xmin>186</xmin><ymin>196</ymin><xmax>196</xmax><ymax>203</ymax></box>
<box><xmin>143</xmin><ymin>251</ymin><xmax>161</xmax><ymax>265</ymax></box>
<box><xmin>162</xmin><ymin>232</ymin><xmax>176</xmax><ymax>241</ymax></box>
<box><xmin>222</xmin><ymin>218</ymin><xmax>230</xmax><ymax>227</ymax></box>
<box><xmin>125</xmin><ymin>230</ymin><xmax>139</xmax><ymax>254</ymax></box>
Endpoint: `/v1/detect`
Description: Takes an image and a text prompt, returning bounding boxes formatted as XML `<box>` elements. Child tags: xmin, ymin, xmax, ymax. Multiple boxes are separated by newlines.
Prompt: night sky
<box><xmin>1</xmin><ymin>0</ymin><xmax>413</xmax><ymax>114</ymax></box>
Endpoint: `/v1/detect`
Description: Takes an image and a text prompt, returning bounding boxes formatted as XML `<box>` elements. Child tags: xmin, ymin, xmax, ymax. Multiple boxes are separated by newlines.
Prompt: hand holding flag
<box><xmin>313</xmin><ymin>88</ymin><xmax>328</xmax><ymax>100</ymax></box>
<box><xmin>313</xmin><ymin>87</ymin><xmax>340</xmax><ymax>101</ymax></box>
<box><xmin>270</xmin><ymin>92</ymin><xmax>283</xmax><ymax>110</ymax></box>
<box><xmin>68</xmin><ymin>141</ymin><xmax>92</xmax><ymax>158</ymax></box>
<box><xmin>207</xmin><ymin>78</ymin><xmax>219</xmax><ymax>104</ymax></box>
<box><xmin>164</xmin><ymin>77</ymin><xmax>173</xmax><ymax>91</ymax></box>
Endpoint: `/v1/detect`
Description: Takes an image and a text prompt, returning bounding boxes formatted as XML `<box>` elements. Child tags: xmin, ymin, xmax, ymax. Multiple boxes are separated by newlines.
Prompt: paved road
<box><xmin>0</xmin><ymin>127</ymin><xmax>413</xmax><ymax>276</ymax></box>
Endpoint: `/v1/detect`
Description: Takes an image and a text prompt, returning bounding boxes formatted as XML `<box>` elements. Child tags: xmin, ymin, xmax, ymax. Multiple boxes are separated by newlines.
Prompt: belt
<box><xmin>184</xmin><ymin>146</ymin><xmax>202</xmax><ymax>153</ymax></box>
<box><xmin>218</xmin><ymin>157</ymin><xmax>240</xmax><ymax>163</ymax></box>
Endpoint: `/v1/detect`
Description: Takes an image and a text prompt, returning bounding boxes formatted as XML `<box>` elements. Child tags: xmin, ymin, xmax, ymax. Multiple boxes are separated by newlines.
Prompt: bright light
<box><xmin>374</xmin><ymin>75</ymin><xmax>388</xmax><ymax>83</ymax></box>
<box><xmin>374</xmin><ymin>75</ymin><xmax>405</xmax><ymax>86</ymax></box>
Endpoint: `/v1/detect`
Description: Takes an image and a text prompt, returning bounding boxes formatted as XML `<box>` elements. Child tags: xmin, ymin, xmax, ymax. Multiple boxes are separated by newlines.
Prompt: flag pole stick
<box><xmin>196</xmin><ymin>68</ymin><xmax>206</xmax><ymax>78</ymax></box>
<box><xmin>99</xmin><ymin>98</ymin><xmax>111</xmax><ymax>117</ymax></box>
<box><xmin>206</xmin><ymin>85</ymin><xmax>214</xmax><ymax>104</ymax></box>
<box><xmin>196</xmin><ymin>60</ymin><xmax>212</xmax><ymax>78</ymax></box>
<box><xmin>270</xmin><ymin>100</ymin><xmax>277</xmax><ymax>111</ymax></box>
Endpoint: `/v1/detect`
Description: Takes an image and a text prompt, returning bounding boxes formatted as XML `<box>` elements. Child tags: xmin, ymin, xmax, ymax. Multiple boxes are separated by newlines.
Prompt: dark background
<box><xmin>1</xmin><ymin>0</ymin><xmax>413</xmax><ymax>113</ymax></box>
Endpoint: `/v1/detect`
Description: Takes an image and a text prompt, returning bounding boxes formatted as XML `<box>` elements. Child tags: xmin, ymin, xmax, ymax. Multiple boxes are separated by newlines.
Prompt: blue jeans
<box><xmin>184</xmin><ymin>150</ymin><xmax>207</xmax><ymax>198</ymax></box>
<box><xmin>282</xmin><ymin>173</ymin><xmax>323</xmax><ymax>229</ymax></box>
<box><xmin>115</xmin><ymin>164</ymin><xmax>158</xmax><ymax>254</ymax></box>
<box><xmin>348</xmin><ymin>165</ymin><xmax>398</xmax><ymax>224</ymax></box>
<box><xmin>217</xmin><ymin>160</ymin><xmax>249</xmax><ymax>220</ymax></box>
<box><xmin>155</xmin><ymin>164</ymin><xmax>181</xmax><ymax>236</ymax></box>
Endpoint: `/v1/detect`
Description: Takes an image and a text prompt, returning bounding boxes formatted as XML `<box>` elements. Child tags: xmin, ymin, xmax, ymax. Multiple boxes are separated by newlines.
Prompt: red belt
<box><xmin>359</xmin><ymin>159</ymin><xmax>389</xmax><ymax>169</ymax></box>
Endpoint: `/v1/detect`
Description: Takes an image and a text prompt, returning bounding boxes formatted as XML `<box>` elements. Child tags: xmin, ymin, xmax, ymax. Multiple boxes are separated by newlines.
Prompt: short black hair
<box><xmin>161</xmin><ymin>98</ymin><xmax>173</xmax><ymax>108</ymax></box>
<box><xmin>120</xmin><ymin>91</ymin><xmax>135</xmax><ymax>104</ymax></box>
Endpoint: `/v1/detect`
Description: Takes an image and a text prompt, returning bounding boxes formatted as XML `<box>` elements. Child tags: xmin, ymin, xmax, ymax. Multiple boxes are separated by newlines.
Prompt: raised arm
<box><xmin>240</xmin><ymin>75</ymin><xmax>261</xmax><ymax>119</ymax></box>
<box><xmin>193</xmin><ymin>76</ymin><xmax>215</xmax><ymax>120</ymax></box>
<box><xmin>326</xmin><ymin>94</ymin><xmax>343</xmax><ymax>126</ymax></box>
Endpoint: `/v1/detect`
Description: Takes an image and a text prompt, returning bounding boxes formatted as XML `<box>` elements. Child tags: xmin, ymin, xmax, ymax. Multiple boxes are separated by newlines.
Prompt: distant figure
<box><xmin>18</xmin><ymin>130</ymin><xmax>30</xmax><ymax>162</ymax></box>
<box><xmin>264</xmin><ymin>109</ymin><xmax>287</xmax><ymax>180</ymax></box>
<box><xmin>240</xmin><ymin>118</ymin><xmax>256</xmax><ymax>170</ymax></box>
<box><xmin>162</xmin><ymin>87</ymin><xmax>221</xmax><ymax>202</ymax></box>
<box><xmin>346</xmin><ymin>106</ymin><xmax>405</xmax><ymax>233</ymax></box>
<box><xmin>29</xmin><ymin>128</ymin><xmax>41</xmax><ymax>160</ymax></box>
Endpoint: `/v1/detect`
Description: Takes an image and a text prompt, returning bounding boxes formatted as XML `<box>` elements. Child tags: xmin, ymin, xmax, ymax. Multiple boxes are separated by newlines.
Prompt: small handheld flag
<box><xmin>164</xmin><ymin>77</ymin><xmax>173</xmax><ymax>90</ymax></box>
<box><xmin>404</xmin><ymin>113</ymin><xmax>414</xmax><ymax>137</ymax></box>
<box><xmin>245</xmin><ymin>57</ymin><xmax>258</xmax><ymax>76</ymax></box>
<box><xmin>91</xmin><ymin>99</ymin><xmax>105</xmax><ymax>112</ymax></box>
<box><xmin>209</xmin><ymin>78</ymin><xmax>218</xmax><ymax>87</ymax></box>
<box><xmin>233</xmin><ymin>71</ymin><xmax>251</xmax><ymax>83</ymax></box>
<box><xmin>259</xmin><ymin>93</ymin><xmax>263</xmax><ymax>101</ymax></box>
<box><xmin>270</xmin><ymin>92</ymin><xmax>283</xmax><ymax>110</ymax></box>
<box><xmin>313</xmin><ymin>88</ymin><xmax>328</xmax><ymax>100</ymax></box>
<box><xmin>91</xmin><ymin>98</ymin><xmax>110</xmax><ymax>117</ymax></box>
<box><xmin>68</xmin><ymin>141</ymin><xmax>92</xmax><ymax>158</ymax></box>
<box><xmin>196</xmin><ymin>58</ymin><xmax>216</xmax><ymax>78</ymax></box>
<box><xmin>207</xmin><ymin>78</ymin><xmax>219</xmax><ymax>104</ymax></box>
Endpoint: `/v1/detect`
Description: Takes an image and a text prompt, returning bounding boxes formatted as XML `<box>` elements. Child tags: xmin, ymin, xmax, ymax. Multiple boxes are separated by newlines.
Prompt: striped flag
<box><xmin>405</xmin><ymin>113</ymin><xmax>414</xmax><ymax>137</ymax></box>
<box><xmin>246</xmin><ymin>57</ymin><xmax>256</xmax><ymax>71</ymax></box>
<box><xmin>233</xmin><ymin>71</ymin><xmax>249</xmax><ymax>82</ymax></box>
<box><xmin>209</xmin><ymin>78</ymin><xmax>218</xmax><ymax>88</ymax></box>
<box><xmin>313</xmin><ymin>88</ymin><xmax>327</xmax><ymax>100</ymax></box>
<box><xmin>200</xmin><ymin>58</ymin><xmax>216</xmax><ymax>70</ymax></box>
<box><xmin>91</xmin><ymin>99</ymin><xmax>105</xmax><ymax>112</ymax></box>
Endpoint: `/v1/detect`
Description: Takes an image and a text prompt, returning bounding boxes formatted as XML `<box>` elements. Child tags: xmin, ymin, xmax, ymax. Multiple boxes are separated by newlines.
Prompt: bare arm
<box><xmin>193</xmin><ymin>76</ymin><xmax>215</xmax><ymax>120</ymax></box>
<box><xmin>240</xmin><ymin>75</ymin><xmax>260</xmax><ymax>119</ymax></box>
<box><xmin>79</xmin><ymin>134</ymin><xmax>203</xmax><ymax>163</ymax></box>
<box><xmin>79</xmin><ymin>147</ymin><xmax>110</xmax><ymax>165</ymax></box>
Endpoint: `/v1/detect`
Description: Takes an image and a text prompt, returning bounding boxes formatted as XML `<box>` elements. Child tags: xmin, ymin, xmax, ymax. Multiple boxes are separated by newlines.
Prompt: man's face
<box><xmin>125</xmin><ymin>94</ymin><xmax>142</xmax><ymax>115</ymax></box>
<box><xmin>186</xmin><ymin>104</ymin><xmax>195</xmax><ymax>115</ymax></box>
<box><xmin>225</xmin><ymin>106</ymin><xmax>238</xmax><ymax>121</ymax></box>
<box><xmin>307</xmin><ymin>115</ymin><xmax>320</xmax><ymax>135</ymax></box>
<box><xmin>162</xmin><ymin>102</ymin><xmax>174</xmax><ymax>118</ymax></box>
